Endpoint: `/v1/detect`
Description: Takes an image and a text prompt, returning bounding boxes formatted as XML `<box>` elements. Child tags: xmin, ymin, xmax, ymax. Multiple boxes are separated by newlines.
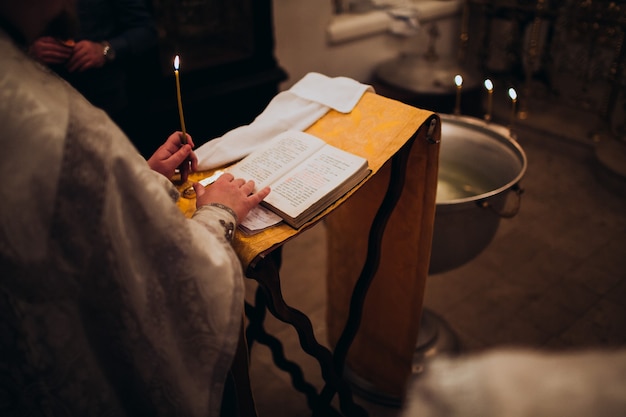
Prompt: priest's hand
<box><xmin>147</xmin><ymin>131</ymin><xmax>197</xmax><ymax>181</ymax></box>
<box><xmin>193</xmin><ymin>173</ymin><xmax>271</xmax><ymax>222</ymax></box>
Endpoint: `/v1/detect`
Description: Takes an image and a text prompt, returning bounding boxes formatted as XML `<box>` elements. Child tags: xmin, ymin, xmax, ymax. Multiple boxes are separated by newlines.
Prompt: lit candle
<box><xmin>173</xmin><ymin>55</ymin><xmax>187</xmax><ymax>144</ymax></box>
<box><xmin>508</xmin><ymin>87</ymin><xmax>518</xmax><ymax>129</ymax></box>
<box><xmin>454</xmin><ymin>74</ymin><xmax>463</xmax><ymax>115</ymax></box>
<box><xmin>484</xmin><ymin>79</ymin><xmax>493</xmax><ymax>122</ymax></box>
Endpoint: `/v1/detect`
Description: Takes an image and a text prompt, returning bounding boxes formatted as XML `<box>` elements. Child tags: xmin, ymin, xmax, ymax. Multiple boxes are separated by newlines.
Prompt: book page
<box><xmin>227</xmin><ymin>131</ymin><xmax>325</xmax><ymax>190</ymax></box>
<box><xmin>238</xmin><ymin>205</ymin><xmax>283</xmax><ymax>234</ymax></box>
<box><xmin>263</xmin><ymin>146</ymin><xmax>368</xmax><ymax>219</ymax></box>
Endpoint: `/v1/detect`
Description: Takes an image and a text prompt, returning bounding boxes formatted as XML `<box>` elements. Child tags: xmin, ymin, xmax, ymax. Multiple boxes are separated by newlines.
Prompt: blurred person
<box><xmin>28</xmin><ymin>0</ymin><xmax>158</xmax><ymax>153</ymax></box>
<box><xmin>401</xmin><ymin>348</ymin><xmax>626</xmax><ymax>417</ymax></box>
<box><xmin>0</xmin><ymin>1</ymin><xmax>270</xmax><ymax>416</ymax></box>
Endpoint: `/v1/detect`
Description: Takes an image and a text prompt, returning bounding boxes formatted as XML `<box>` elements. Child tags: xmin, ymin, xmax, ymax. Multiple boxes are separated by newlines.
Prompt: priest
<box><xmin>0</xmin><ymin>1</ymin><xmax>270</xmax><ymax>416</ymax></box>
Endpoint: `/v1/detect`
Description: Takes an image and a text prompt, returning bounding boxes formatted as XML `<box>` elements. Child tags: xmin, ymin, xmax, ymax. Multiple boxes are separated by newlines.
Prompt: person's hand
<box><xmin>66</xmin><ymin>40</ymin><xmax>107</xmax><ymax>72</ymax></box>
<box><xmin>147</xmin><ymin>132</ymin><xmax>197</xmax><ymax>181</ymax></box>
<box><xmin>29</xmin><ymin>37</ymin><xmax>73</xmax><ymax>65</ymax></box>
<box><xmin>193</xmin><ymin>173</ymin><xmax>271</xmax><ymax>222</ymax></box>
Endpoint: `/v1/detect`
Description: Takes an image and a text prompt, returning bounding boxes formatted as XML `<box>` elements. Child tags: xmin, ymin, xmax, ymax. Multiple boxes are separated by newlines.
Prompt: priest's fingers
<box><xmin>177</xmin><ymin>132</ymin><xmax>194</xmax><ymax>147</ymax></box>
<box><xmin>192</xmin><ymin>182</ymin><xmax>206</xmax><ymax>199</ymax></box>
<box><xmin>217</xmin><ymin>172</ymin><xmax>235</xmax><ymax>183</ymax></box>
<box><xmin>171</xmin><ymin>144</ymin><xmax>193</xmax><ymax>166</ymax></box>
<box><xmin>249</xmin><ymin>186</ymin><xmax>271</xmax><ymax>205</ymax></box>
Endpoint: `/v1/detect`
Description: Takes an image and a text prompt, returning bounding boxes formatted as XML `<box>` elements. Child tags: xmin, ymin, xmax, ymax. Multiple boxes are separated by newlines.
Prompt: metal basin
<box><xmin>429</xmin><ymin>115</ymin><xmax>527</xmax><ymax>274</ymax></box>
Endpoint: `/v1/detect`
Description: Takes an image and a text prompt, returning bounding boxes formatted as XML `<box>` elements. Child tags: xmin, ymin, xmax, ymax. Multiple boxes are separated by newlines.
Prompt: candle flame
<box><xmin>173</xmin><ymin>55</ymin><xmax>180</xmax><ymax>71</ymax></box>
<box><xmin>508</xmin><ymin>87</ymin><xmax>517</xmax><ymax>100</ymax></box>
<box><xmin>454</xmin><ymin>74</ymin><xmax>463</xmax><ymax>87</ymax></box>
<box><xmin>484</xmin><ymin>79</ymin><xmax>493</xmax><ymax>91</ymax></box>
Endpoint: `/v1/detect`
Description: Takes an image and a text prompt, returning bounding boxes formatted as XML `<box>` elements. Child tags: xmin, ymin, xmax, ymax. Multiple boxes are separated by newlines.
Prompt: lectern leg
<box><xmin>245</xmin><ymin>250</ymin><xmax>366</xmax><ymax>416</ymax></box>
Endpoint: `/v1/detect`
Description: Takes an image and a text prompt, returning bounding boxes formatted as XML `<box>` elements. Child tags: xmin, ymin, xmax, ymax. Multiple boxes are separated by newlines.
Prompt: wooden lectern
<box><xmin>177</xmin><ymin>92</ymin><xmax>440</xmax><ymax>416</ymax></box>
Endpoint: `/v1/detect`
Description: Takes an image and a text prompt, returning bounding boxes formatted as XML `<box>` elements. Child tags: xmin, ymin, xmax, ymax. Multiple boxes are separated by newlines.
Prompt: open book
<box><xmin>228</xmin><ymin>130</ymin><xmax>371</xmax><ymax>229</ymax></box>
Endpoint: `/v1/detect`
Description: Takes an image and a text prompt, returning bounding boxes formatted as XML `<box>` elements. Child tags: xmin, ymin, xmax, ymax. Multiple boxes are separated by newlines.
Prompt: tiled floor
<box><xmin>245</xmin><ymin>103</ymin><xmax>626</xmax><ymax>416</ymax></box>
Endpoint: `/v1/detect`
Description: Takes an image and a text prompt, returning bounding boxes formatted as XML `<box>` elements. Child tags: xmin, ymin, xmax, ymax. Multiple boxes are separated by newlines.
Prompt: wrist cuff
<box><xmin>206</xmin><ymin>202</ymin><xmax>238</xmax><ymax>224</ymax></box>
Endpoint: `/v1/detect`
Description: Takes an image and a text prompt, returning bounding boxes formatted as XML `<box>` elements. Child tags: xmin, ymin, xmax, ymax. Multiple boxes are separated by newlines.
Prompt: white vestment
<box><xmin>0</xmin><ymin>29</ymin><xmax>243</xmax><ymax>417</ymax></box>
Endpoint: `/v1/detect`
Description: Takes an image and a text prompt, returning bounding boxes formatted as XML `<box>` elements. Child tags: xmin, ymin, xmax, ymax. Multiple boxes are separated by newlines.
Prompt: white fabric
<box><xmin>402</xmin><ymin>348</ymin><xmax>626</xmax><ymax>417</ymax></box>
<box><xmin>288</xmin><ymin>72</ymin><xmax>374</xmax><ymax>113</ymax></box>
<box><xmin>195</xmin><ymin>72</ymin><xmax>374</xmax><ymax>170</ymax></box>
<box><xmin>0</xmin><ymin>29</ymin><xmax>243</xmax><ymax>417</ymax></box>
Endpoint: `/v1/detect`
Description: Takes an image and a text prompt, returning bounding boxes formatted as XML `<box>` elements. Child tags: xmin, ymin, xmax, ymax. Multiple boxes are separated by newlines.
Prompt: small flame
<box><xmin>454</xmin><ymin>74</ymin><xmax>463</xmax><ymax>87</ymax></box>
<box><xmin>508</xmin><ymin>87</ymin><xmax>517</xmax><ymax>100</ymax></box>
<box><xmin>484</xmin><ymin>79</ymin><xmax>493</xmax><ymax>91</ymax></box>
<box><xmin>173</xmin><ymin>55</ymin><xmax>180</xmax><ymax>71</ymax></box>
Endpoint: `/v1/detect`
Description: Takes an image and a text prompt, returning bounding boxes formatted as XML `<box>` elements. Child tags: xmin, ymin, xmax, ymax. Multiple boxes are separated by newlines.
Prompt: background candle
<box><xmin>173</xmin><ymin>55</ymin><xmax>187</xmax><ymax>144</ymax></box>
<box><xmin>484</xmin><ymin>79</ymin><xmax>493</xmax><ymax>122</ymax></box>
<box><xmin>508</xmin><ymin>87</ymin><xmax>518</xmax><ymax>128</ymax></box>
<box><xmin>454</xmin><ymin>74</ymin><xmax>463</xmax><ymax>115</ymax></box>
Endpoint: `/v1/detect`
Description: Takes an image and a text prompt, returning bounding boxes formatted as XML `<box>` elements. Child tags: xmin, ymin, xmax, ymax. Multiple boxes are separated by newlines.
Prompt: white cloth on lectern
<box><xmin>195</xmin><ymin>72</ymin><xmax>374</xmax><ymax>170</ymax></box>
<box><xmin>288</xmin><ymin>72</ymin><xmax>374</xmax><ymax>113</ymax></box>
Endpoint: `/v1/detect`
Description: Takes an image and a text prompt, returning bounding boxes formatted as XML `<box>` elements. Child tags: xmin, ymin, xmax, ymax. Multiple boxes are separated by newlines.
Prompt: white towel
<box><xmin>195</xmin><ymin>72</ymin><xmax>374</xmax><ymax>170</ymax></box>
<box><xmin>288</xmin><ymin>72</ymin><xmax>374</xmax><ymax>114</ymax></box>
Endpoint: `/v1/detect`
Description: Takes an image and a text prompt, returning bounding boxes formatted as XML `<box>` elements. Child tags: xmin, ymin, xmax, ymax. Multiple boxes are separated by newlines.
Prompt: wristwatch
<box><xmin>102</xmin><ymin>41</ymin><xmax>115</xmax><ymax>62</ymax></box>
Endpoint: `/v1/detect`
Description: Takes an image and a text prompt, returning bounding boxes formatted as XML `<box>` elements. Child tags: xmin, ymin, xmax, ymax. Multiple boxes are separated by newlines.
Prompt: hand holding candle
<box><xmin>454</xmin><ymin>74</ymin><xmax>463</xmax><ymax>115</ymax></box>
<box><xmin>173</xmin><ymin>55</ymin><xmax>190</xmax><ymax>182</ymax></box>
<box><xmin>173</xmin><ymin>55</ymin><xmax>187</xmax><ymax>144</ymax></box>
<box><xmin>484</xmin><ymin>79</ymin><xmax>493</xmax><ymax>122</ymax></box>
